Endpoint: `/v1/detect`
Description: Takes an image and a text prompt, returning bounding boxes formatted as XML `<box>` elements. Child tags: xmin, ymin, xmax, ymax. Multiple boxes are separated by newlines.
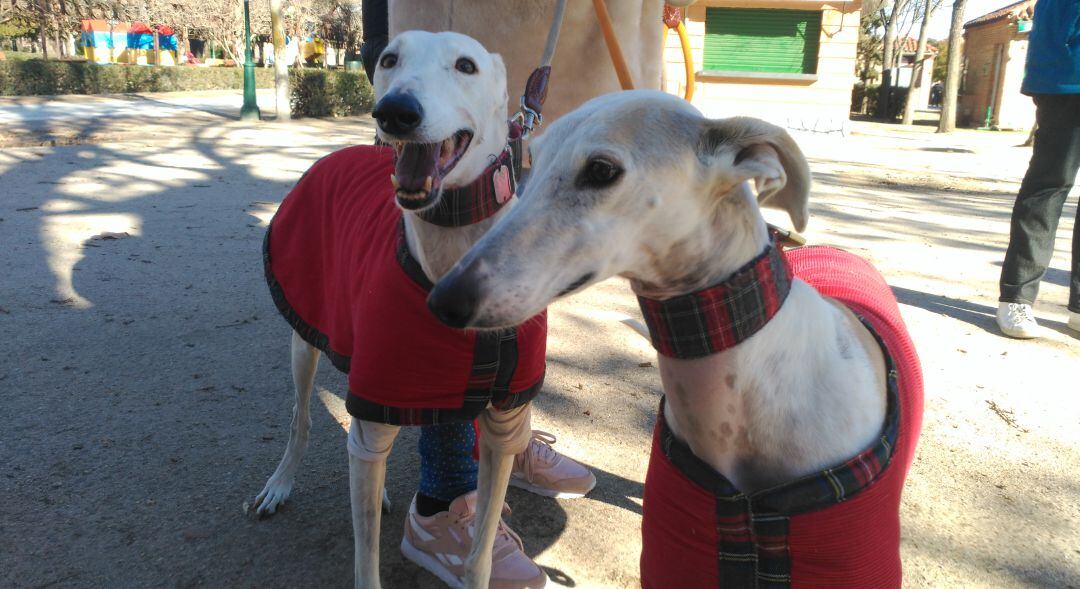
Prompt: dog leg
<box><xmin>348</xmin><ymin>419</ymin><xmax>400</xmax><ymax>589</ymax></box>
<box><xmin>252</xmin><ymin>330</ymin><xmax>319</xmax><ymax>516</ymax></box>
<box><xmin>464</xmin><ymin>404</ymin><xmax>533</xmax><ymax>589</ymax></box>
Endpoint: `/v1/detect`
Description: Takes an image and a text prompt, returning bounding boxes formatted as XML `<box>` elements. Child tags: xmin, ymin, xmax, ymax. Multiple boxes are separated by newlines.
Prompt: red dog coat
<box><xmin>264</xmin><ymin>145</ymin><xmax>547</xmax><ymax>425</ymax></box>
<box><xmin>640</xmin><ymin>246</ymin><xmax>923</xmax><ymax>589</ymax></box>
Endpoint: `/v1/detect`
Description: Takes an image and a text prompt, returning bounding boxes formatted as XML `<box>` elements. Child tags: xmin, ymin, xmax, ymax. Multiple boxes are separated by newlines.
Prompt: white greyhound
<box><xmin>255</xmin><ymin>32</ymin><xmax>547</xmax><ymax>589</ymax></box>
<box><xmin>430</xmin><ymin>91</ymin><xmax>923</xmax><ymax>587</ymax></box>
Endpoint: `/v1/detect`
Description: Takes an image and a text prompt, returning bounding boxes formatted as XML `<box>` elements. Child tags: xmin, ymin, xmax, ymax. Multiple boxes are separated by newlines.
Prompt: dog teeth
<box><xmin>396</xmin><ymin>190</ymin><xmax>428</xmax><ymax>201</ymax></box>
<box><xmin>423</xmin><ymin>176</ymin><xmax>433</xmax><ymax>192</ymax></box>
<box><xmin>390</xmin><ymin>174</ymin><xmax>400</xmax><ymax>189</ymax></box>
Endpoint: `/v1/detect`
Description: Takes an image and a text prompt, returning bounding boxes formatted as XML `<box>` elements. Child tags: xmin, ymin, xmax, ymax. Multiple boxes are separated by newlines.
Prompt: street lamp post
<box><xmin>240</xmin><ymin>0</ymin><xmax>261</xmax><ymax>121</ymax></box>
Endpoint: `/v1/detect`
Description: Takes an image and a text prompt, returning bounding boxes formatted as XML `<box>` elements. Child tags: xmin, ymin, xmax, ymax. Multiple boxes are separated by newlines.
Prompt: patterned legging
<box><xmin>418</xmin><ymin>422</ymin><xmax>478</xmax><ymax>501</ymax></box>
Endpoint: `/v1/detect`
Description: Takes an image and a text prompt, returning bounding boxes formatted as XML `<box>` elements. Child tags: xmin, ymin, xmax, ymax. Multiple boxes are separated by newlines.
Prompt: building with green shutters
<box><xmin>662</xmin><ymin>1</ymin><xmax>861</xmax><ymax>134</ymax></box>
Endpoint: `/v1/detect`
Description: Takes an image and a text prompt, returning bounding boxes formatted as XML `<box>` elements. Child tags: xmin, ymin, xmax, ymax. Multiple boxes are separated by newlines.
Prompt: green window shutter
<box><xmin>704</xmin><ymin>8</ymin><xmax>821</xmax><ymax>74</ymax></box>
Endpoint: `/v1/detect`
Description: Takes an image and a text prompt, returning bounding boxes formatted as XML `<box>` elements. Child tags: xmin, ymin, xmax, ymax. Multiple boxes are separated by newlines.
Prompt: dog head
<box><xmin>428</xmin><ymin>90</ymin><xmax>810</xmax><ymax>329</ymax></box>
<box><xmin>372</xmin><ymin>31</ymin><xmax>509</xmax><ymax>211</ymax></box>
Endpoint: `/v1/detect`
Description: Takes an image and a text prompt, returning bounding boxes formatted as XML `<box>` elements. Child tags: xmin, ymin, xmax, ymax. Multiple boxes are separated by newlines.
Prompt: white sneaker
<box><xmin>1068</xmin><ymin>310</ymin><xmax>1080</xmax><ymax>333</ymax></box>
<box><xmin>996</xmin><ymin>302</ymin><xmax>1040</xmax><ymax>339</ymax></box>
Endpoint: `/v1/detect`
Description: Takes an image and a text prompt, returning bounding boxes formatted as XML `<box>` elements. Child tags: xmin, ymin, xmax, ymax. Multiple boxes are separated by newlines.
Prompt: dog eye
<box><xmin>455</xmin><ymin>58</ymin><xmax>477</xmax><ymax>74</ymax></box>
<box><xmin>580</xmin><ymin>158</ymin><xmax>622</xmax><ymax>188</ymax></box>
<box><xmin>379</xmin><ymin>53</ymin><xmax>398</xmax><ymax>69</ymax></box>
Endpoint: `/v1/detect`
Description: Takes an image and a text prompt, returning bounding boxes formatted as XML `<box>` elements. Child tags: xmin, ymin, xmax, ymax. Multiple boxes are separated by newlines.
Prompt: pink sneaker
<box><xmin>511</xmin><ymin>430</ymin><xmax>597</xmax><ymax>499</ymax></box>
<box><xmin>400</xmin><ymin>492</ymin><xmax>547</xmax><ymax>589</ymax></box>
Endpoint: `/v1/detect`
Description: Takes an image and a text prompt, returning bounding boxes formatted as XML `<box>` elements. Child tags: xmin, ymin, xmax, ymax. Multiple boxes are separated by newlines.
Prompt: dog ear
<box><xmin>490</xmin><ymin>53</ymin><xmax>509</xmax><ymax>112</ymax></box>
<box><xmin>699</xmin><ymin>117</ymin><xmax>810</xmax><ymax>232</ymax></box>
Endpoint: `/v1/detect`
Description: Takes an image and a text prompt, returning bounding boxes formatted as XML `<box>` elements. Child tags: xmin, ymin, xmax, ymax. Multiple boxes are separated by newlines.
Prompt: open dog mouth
<box><xmin>390</xmin><ymin>130</ymin><xmax>473</xmax><ymax>210</ymax></box>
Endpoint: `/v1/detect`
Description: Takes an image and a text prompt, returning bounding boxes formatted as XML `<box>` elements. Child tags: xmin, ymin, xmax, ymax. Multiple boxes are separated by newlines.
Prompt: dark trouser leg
<box><xmin>359</xmin><ymin>36</ymin><xmax>387</xmax><ymax>85</ymax></box>
<box><xmin>1071</xmin><ymin>197</ymin><xmax>1080</xmax><ymax>312</ymax></box>
<box><xmin>360</xmin><ymin>0</ymin><xmax>389</xmax><ymax>85</ymax></box>
<box><xmin>999</xmin><ymin>94</ymin><xmax>1080</xmax><ymax>308</ymax></box>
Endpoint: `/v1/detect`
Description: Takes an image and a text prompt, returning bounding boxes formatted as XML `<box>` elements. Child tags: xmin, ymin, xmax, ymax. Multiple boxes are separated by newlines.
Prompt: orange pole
<box><xmin>592</xmin><ymin>0</ymin><xmax>636</xmax><ymax>90</ymax></box>
<box><xmin>677</xmin><ymin>21</ymin><xmax>695</xmax><ymax>102</ymax></box>
<box><xmin>662</xmin><ymin>13</ymin><xmax>695</xmax><ymax>101</ymax></box>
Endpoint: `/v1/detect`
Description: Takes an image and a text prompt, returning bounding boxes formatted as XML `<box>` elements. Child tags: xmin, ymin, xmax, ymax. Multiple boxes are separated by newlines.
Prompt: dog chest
<box><xmin>640</xmin><ymin>246</ymin><xmax>923</xmax><ymax>589</ymax></box>
<box><xmin>265</xmin><ymin>145</ymin><xmax>547</xmax><ymax>426</ymax></box>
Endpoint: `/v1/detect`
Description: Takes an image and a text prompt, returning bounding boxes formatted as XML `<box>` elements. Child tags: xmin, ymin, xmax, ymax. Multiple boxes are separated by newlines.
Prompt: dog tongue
<box><xmin>395</xmin><ymin>143</ymin><xmax>440</xmax><ymax>193</ymax></box>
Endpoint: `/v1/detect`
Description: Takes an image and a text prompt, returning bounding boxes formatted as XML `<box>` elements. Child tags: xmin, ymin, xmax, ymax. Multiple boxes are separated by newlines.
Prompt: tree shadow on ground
<box><xmin>902</xmin><ymin>427</ymin><xmax>1080</xmax><ymax>588</ymax></box>
<box><xmin>891</xmin><ymin>285</ymin><xmax>1078</xmax><ymax>340</ymax></box>
<box><xmin>917</xmin><ymin>146</ymin><xmax>976</xmax><ymax>154</ymax></box>
<box><xmin>3</xmin><ymin>113</ymin><xmax>568</xmax><ymax>588</ymax></box>
<box><xmin>988</xmin><ymin>259</ymin><xmax>1073</xmax><ymax>289</ymax></box>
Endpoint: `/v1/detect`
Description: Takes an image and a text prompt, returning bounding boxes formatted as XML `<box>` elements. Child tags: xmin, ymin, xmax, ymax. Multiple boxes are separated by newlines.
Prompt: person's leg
<box><xmin>417</xmin><ymin>423</ymin><xmax>598</xmax><ymax>509</ymax></box>
<box><xmin>360</xmin><ymin>0</ymin><xmax>389</xmax><ymax>84</ymax></box>
<box><xmin>1071</xmin><ymin>191</ymin><xmax>1080</xmax><ymax>313</ymax></box>
<box><xmin>408</xmin><ymin>423</ymin><xmax>548</xmax><ymax>588</ymax></box>
<box><xmin>416</xmin><ymin>422</ymin><xmax>478</xmax><ymax>516</ymax></box>
<box><xmin>1063</xmin><ymin>95</ymin><xmax>1080</xmax><ymax>314</ymax></box>
<box><xmin>1000</xmin><ymin>94</ymin><xmax>1080</xmax><ymax>307</ymax></box>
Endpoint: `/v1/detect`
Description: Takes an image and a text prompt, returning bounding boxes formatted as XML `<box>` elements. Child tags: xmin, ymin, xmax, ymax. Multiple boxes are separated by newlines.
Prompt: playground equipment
<box><xmin>80</xmin><ymin>19</ymin><xmax>179</xmax><ymax>66</ymax></box>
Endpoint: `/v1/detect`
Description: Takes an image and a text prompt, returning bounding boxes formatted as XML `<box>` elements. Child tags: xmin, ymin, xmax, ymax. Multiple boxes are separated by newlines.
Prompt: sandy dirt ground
<box><xmin>0</xmin><ymin>113</ymin><xmax>1077</xmax><ymax>589</ymax></box>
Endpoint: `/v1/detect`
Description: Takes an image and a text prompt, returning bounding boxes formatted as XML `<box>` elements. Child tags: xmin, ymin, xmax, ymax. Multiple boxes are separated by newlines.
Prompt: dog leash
<box><xmin>512</xmin><ymin>0</ymin><xmax>568</xmax><ymax>139</ymax></box>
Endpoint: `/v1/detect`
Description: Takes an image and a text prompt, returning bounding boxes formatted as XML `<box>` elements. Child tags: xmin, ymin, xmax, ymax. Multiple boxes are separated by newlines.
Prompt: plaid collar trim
<box><xmin>657</xmin><ymin>315</ymin><xmax>902</xmax><ymax>515</ymax></box>
<box><xmin>415</xmin><ymin>146</ymin><xmax>516</xmax><ymax>228</ymax></box>
<box><xmin>637</xmin><ymin>242</ymin><xmax>792</xmax><ymax>359</ymax></box>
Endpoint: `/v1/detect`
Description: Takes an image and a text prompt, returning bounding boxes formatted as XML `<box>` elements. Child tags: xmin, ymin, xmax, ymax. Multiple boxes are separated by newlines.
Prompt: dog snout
<box><xmin>428</xmin><ymin>265</ymin><xmax>483</xmax><ymax>329</ymax></box>
<box><xmin>372</xmin><ymin>92</ymin><xmax>424</xmax><ymax>136</ymax></box>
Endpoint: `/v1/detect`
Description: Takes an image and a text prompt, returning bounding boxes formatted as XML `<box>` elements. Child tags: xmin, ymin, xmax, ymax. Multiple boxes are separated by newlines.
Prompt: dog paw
<box><xmin>250</xmin><ymin>479</ymin><xmax>293</xmax><ymax>518</ymax></box>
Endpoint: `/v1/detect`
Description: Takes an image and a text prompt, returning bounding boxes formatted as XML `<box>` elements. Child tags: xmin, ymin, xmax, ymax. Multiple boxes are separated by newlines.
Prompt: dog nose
<box><xmin>372</xmin><ymin>92</ymin><xmax>423</xmax><ymax>136</ymax></box>
<box><xmin>428</xmin><ymin>267</ymin><xmax>481</xmax><ymax>329</ymax></box>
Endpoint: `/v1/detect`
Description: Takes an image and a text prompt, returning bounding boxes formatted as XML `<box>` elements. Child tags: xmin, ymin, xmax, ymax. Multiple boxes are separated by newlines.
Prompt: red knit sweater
<box><xmin>264</xmin><ymin>145</ymin><xmax>547</xmax><ymax>425</ymax></box>
<box><xmin>640</xmin><ymin>246</ymin><xmax>923</xmax><ymax>588</ymax></box>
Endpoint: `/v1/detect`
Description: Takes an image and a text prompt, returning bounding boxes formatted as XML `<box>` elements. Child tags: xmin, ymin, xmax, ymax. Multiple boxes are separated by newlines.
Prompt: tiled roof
<box><xmin>964</xmin><ymin>0</ymin><xmax>1028</xmax><ymax>28</ymax></box>
<box><xmin>898</xmin><ymin>37</ymin><xmax>939</xmax><ymax>55</ymax></box>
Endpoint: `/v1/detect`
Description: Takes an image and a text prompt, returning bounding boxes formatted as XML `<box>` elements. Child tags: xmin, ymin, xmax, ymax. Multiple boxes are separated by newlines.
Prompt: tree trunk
<box><xmin>902</xmin><ymin>0</ymin><xmax>934</xmax><ymax>124</ymax></box>
<box><xmin>270</xmin><ymin>0</ymin><xmax>291</xmax><ymax>121</ymax></box>
<box><xmin>37</xmin><ymin>0</ymin><xmax>49</xmax><ymax>60</ymax></box>
<box><xmin>937</xmin><ymin>0</ymin><xmax>967</xmax><ymax>133</ymax></box>
<box><xmin>876</xmin><ymin>5</ymin><xmax>898</xmax><ymax>118</ymax></box>
<box><xmin>180</xmin><ymin>27</ymin><xmax>190</xmax><ymax>58</ymax></box>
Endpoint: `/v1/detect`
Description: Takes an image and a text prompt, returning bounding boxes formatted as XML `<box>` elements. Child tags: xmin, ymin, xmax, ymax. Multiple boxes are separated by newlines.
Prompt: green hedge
<box><xmin>851</xmin><ymin>83</ymin><xmax>908</xmax><ymax>119</ymax></box>
<box><xmin>0</xmin><ymin>60</ymin><xmax>274</xmax><ymax>96</ymax></box>
<box><xmin>289</xmin><ymin>69</ymin><xmax>374</xmax><ymax>118</ymax></box>
<box><xmin>0</xmin><ymin>59</ymin><xmax>374</xmax><ymax>119</ymax></box>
